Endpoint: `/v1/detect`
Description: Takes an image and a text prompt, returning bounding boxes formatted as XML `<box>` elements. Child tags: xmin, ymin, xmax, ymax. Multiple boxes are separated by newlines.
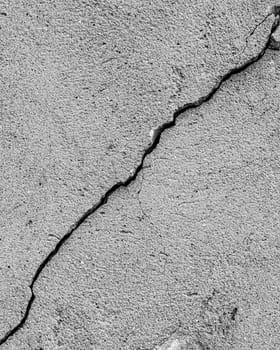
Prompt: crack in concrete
<box><xmin>246</xmin><ymin>5</ymin><xmax>280</xmax><ymax>46</ymax></box>
<box><xmin>0</xmin><ymin>9</ymin><xmax>280</xmax><ymax>347</ymax></box>
<box><xmin>244</xmin><ymin>13</ymin><xmax>271</xmax><ymax>48</ymax></box>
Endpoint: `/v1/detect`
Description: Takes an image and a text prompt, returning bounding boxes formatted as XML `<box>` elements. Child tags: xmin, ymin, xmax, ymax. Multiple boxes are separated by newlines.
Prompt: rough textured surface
<box><xmin>3</xmin><ymin>46</ymin><xmax>280</xmax><ymax>349</ymax></box>
<box><xmin>1</xmin><ymin>0</ymin><xmax>280</xmax><ymax>348</ymax></box>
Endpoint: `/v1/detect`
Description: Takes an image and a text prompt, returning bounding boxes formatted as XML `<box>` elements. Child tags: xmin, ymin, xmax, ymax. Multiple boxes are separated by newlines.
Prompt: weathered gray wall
<box><xmin>1</xmin><ymin>0</ymin><xmax>280</xmax><ymax>349</ymax></box>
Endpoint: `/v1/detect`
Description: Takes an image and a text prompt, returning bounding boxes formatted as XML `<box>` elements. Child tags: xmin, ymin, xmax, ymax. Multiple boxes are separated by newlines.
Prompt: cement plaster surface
<box><xmin>4</xmin><ymin>29</ymin><xmax>280</xmax><ymax>350</ymax></box>
<box><xmin>1</xmin><ymin>0</ymin><xmax>280</xmax><ymax>348</ymax></box>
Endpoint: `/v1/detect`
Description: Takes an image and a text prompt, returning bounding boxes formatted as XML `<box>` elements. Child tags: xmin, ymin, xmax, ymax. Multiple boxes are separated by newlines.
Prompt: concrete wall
<box><xmin>1</xmin><ymin>1</ymin><xmax>280</xmax><ymax>349</ymax></box>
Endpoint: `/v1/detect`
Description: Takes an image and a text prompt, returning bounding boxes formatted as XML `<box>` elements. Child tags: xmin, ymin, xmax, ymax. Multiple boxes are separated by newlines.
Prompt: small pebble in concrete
<box><xmin>156</xmin><ymin>338</ymin><xmax>182</xmax><ymax>350</ymax></box>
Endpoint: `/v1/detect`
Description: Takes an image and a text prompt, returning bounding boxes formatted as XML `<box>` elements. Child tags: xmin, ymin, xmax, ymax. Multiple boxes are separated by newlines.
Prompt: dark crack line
<box><xmin>245</xmin><ymin>5</ymin><xmax>280</xmax><ymax>48</ymax></box>
<box><xmin>1</xmin><ymin>11</ymin><xmax>280</xmax><ymax>347</ymax></box>
<box><xmin>244</xmin><ymin>13</ymin><xmax>271</xmax><ymax>46</ymax></box>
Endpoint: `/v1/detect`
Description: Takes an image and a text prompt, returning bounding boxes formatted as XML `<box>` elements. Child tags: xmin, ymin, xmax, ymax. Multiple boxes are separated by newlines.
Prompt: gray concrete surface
<box><xmin>1</xmin><ymin>0</ymin><xmax>280</xmax><ymax>349</ymax></box>
<box><xmin>3</xmin><ymin>25</ymin><xmax>280</xmax><ymax>350</ymax></box>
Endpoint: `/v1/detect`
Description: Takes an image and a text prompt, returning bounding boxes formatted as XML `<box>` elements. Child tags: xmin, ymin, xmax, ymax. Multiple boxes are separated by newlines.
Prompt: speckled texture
<box><xmin>3</xmin><ymin>42</ymin><xmax>280</xmax><ymax>349</ymax></box>
<box><xmin>0</xmin><ymin>0</ymin><xmax>279</xmax><ymax>347</ymax></box>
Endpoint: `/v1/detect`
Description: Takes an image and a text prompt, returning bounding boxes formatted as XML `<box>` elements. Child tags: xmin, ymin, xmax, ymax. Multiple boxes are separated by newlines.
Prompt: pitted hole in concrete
<box><xmin>272</xmin><ymin>5</ymin><xmax>280</xmax><ymax>16</ymax></box>
<box><xmin>269</xmin><ymin>4</ymin><xmax>280</xmax><ymax>50</ymax></box>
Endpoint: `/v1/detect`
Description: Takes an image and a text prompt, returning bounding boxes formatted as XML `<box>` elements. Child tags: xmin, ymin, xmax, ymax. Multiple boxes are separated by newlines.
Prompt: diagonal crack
<box><xmin>1</xmin><ymin>9</ymin><xmax>280</xmax><ymax>347</ymax></box>
<box><xmin>244</xmin><ymin>13</ymin><xmax>271</xmax><ymax>47</ymax></box>
<box><xmin>245</xmin><ymin>5</ymin><xmax>280</xmax><ymax>47</ymax></box>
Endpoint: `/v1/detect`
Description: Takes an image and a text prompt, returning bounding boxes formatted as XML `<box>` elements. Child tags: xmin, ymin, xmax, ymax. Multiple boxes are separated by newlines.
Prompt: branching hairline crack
<box><xmin>244</xmin><ymin>13</ymin><xmax>271</xmax><ymax>46</ymax></box>
<box><xmin>0</xmin><ymin>9</ymin><xmax>280</xmax><ymax>347</ymax></box>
